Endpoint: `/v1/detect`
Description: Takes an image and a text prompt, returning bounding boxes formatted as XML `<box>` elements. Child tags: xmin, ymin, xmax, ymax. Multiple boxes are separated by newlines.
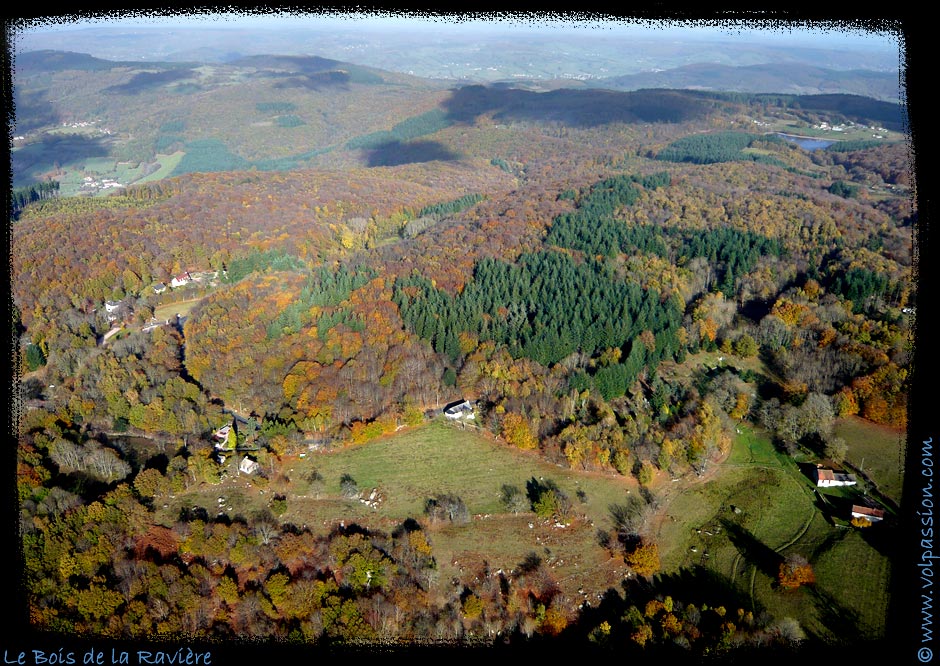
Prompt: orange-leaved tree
<box><xmin>777</xmin><ymin>554</ymin><xmax>815</xmax><ymax>590</ymax></box>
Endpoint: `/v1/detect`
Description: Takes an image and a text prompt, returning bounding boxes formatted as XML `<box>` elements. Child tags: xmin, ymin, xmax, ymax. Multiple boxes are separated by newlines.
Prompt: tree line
<box><xmin>11</xmin><ymin>180</ymin><xmax>59</xmax><ymax>218</ymax></box>
<box><xmin>655</xmin><ymin>131</ymin><xmax>787</xmax><ymax>165</ymax></box>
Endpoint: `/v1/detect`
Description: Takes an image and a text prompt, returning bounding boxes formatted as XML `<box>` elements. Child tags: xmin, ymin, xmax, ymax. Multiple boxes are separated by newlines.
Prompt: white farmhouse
<box><xmin>443</xmin><ymin>399</ymin><xmax>475</xmax><ymax>420</ymax></box>
<box><xmin>814</xmin><ymin>465</ymin><xmax>857</xmax><ymax>487</ymax></box>
<box><xmin>239</xmin><ymin>456</ymin><xmax>261</xmax><ymax>475</ymax></box>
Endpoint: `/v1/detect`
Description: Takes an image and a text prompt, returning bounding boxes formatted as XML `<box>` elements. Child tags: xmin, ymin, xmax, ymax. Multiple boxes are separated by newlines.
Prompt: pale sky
<box><xmin>15</xmin><ymin>10</ymin><xmax>900</xmax><ymax>53</ymax></box>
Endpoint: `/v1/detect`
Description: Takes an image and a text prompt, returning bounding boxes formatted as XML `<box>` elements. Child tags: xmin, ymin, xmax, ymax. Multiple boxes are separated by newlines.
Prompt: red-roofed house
<box><xmin>851</xmin><ymin>505</ymin><xmax>885</xmax><ymax>523</ymax></box>
<box><xmin>814</xmin><ymin>465</ymin><xmax>857</xmax><ymax>487</ymax></box>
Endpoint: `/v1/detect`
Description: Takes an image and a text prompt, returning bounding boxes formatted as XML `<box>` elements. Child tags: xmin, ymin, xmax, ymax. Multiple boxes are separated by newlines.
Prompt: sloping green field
<box><xmin>655</xmin><ymin>424</ymin><xmax>892</xmax><ymax>641</ymax></box>
<box><xmin>834</xmin><ymin>416</ymin><xmax>906</xmax><ymax>503</ymax></box>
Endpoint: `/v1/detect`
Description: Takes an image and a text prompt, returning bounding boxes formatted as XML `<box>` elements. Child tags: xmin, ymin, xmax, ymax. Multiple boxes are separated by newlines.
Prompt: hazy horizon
<box><xmin>10</xmin><ymin>12</ymin><xmax>902</xmax><ymax>89</ymax></box>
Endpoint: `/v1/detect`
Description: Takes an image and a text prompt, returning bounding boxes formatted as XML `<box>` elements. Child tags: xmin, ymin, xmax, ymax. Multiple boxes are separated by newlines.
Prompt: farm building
<box><xmin>851</xmin><ymin>504</ymin><xmax>885</xmax><ymax>523</ymax></box>
<box><xmin>814</xmin><ymin>466</ymin><xmax>857</xmax><ymax>487</ymax></box>
<box><xmin>239</xmin><ymin>456</ymin><xmax>261</xmax><ymax>475</ymax></box>
<box><xmin>443</xmin><ymin>399</ymin><xmax>475</xmax><ymax>420</ymax></box>
<box><xmin>171</xmin><ymin>272</ymin><xmax>193</xmax><ymax>288</ymax></box>
<box><xmin>103</xmin><ymin>300</ymin><xmax>125</xmax><ymax>323</ymax></box>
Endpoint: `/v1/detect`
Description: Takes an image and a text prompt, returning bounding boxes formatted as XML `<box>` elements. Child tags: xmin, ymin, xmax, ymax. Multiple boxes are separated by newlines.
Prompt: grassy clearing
<box><xmin>154</xmin><ymin>297</ymin><xmax>203</xmax><ymax>322</ymax></box>
<box><xmin>136</xmin><ymin>152</ymin><xmax>185</xmax><ymax>184</ymax></box>
<box><xmin>812</xmin><ymin>529</ymin><xmax>892</xmax><ymax>637</ymax></box>
<box><xmin>655</xmin><ymin>424</ymin><xmax>814</xmax><ymax>577</ymax></box>
<box><xmin>749</xmin><ymin>519</ymin><xmax>893</xmax><ymax>641</ymax></box>
<box><xmin>728</xmin><ymin>423</ymin><xmax>789</xmax><ymax>467</ymax></box>
<box><xmin>156</xmin><ymin>420</ymin><xmax>891</xmax><ymax>634</ymax></box>
<box><xmin>656</xmin><ymin>464</ymin><xmax>813</xmax><ymax>576</ymax></box>
<box><xmin>834</xmin><ymin>416</ymin><xmax>906</xmax><ymax>503</ymax></box>
<box><xmin>159</xmin><ymin>421</ymin><xmax>639</xmax><ymax>599</ymax></box>
<box><xmin>12</xmin><ymin>140</ymin><xmax>184</xmax><ymax>195</ymax></box>
<box><xmin>764</xmin><ymin>118</ymin><xmax>906</xmax><ymax>143</ymax></box>
<box><xmin>279</xmin><ymin>421</ymin><xmax>635</xmax><ymax>524</ymax></box>
<box><xmin>658</xmin><ymin>351</ymin><xmax>778</xmax><ymax>404</ymax></box>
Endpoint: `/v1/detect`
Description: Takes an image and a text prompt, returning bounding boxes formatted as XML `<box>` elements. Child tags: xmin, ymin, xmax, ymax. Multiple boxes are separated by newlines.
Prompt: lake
<box><xmin>776</xmin><ymin>133</ymin><xmax>837</xmax><ymax>151</ymax></box>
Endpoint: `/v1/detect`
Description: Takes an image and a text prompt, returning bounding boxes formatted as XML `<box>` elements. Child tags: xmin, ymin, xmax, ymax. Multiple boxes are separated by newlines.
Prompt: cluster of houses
<box><xmin>100</xmin><ymin>268</ymin><xmax>225</xmax><ymax>325</ymax></box>
<box><xmin>809</xmin><ymin>121</ymin><xmax>888</xmax><ymax>138</ymax></box>
<box><xmin>103</xmin><ymin>301</ymin><xmax>183</xmax><ymax>334</ymax></box>
<box><xmin>212</xmin><ymin>418</ymin><xmax>262</xmax><ymax>475</ymax></box>
<box><xmin>812</xmin><ymin>121</ymin><xmax>850</xmax><ymax>132</ymax></box>
<box><xmin>81</xmin><ymin>176</ymin><xmax>125</xmax><ymax>192</ymax></box>
<box><xmin>153</xmin><ymin>269</ymin><xmax>223</xmax><ymax>295</ymax></box>
<box><xmin>814</xmin><ymin>465</ymin><xmax>885</xmax><ymax>523</ymax></box>
<box><xmin>61</xmin><ymin>120</ymin><xmax>113</xmax><ymax>135</ymax></box>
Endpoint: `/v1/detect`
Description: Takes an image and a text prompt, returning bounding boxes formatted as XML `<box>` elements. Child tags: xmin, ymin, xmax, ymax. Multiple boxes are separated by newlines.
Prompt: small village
<box><xmin>100</xmin><ymin>269</ymin><xmax>223</xmax><ymax>328</ymax></box>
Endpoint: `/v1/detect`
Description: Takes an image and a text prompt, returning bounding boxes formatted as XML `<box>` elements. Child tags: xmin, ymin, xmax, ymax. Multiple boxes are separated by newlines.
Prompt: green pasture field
<box><xmin>155</xmin><ymin>420</ymin><xmax>892</xmax><ymax>632</ymax></box>
<box><xmin>157</xmin><ymin>420</ymin><xmax>641</xmax><ymax>599</ymax></box>
<box><xmin>12</xmin><ymin>143</ymin><xmax>184</xmax><ymax>196</ymax></box>
<box><xmin>833</xmin><ymin>416</ymin><xmax>906</xmax><ymax>503</ymax></box>
<box><xmin>654</xmin><ymin>423</ymin><xmax>891</xmax><ymax>640</ymax></box>
<box><xmin>761</xmin><ymin>117</ymin><xmax>905</xmax><ymax>143</ymax></box>
<box><xmin>153</xmin><ymin>297</ymin><xmax>203</xmax><ymax>322</ymax></box>
<box><xmin>134</xmin><ymin>152</ymin><xmax>186</xmax><ymax>184</ymax></box>
<box><xmin>811</xmin><ymin>529</ymin><xmax>893</xmax><ymax>637</ymax></box>
<box><xmin>280</xmin><ymin>421</ymin><xmax>637</xmax><ymax>524</ymax></box>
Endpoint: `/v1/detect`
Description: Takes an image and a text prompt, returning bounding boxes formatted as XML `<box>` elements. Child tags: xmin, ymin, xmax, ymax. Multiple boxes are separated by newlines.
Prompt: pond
<box><xmin>776</xmin><ymin>133</ymin><xmax>837</xmax><ymax>151</ymax></box>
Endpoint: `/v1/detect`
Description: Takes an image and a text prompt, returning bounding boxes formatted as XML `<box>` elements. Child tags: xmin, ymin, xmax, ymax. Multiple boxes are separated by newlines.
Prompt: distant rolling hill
<box><xmin>10</xmin><ymin>50</ymin><xmax>905</xmax><ymax>195</ymax></box>
<box><xmin>592</xmin><ymin>62</ymin><xmax>901</xmax><ymax>103</ymax></box>
<box><xmin>10</xmin><ymin>50</ymin><xmax>454</xmax><ymax>189</ymax></box>
<box><xmin>14</xmin><ymin>49</ymin><xmax>192</xmax><ymax>73</ymax></box>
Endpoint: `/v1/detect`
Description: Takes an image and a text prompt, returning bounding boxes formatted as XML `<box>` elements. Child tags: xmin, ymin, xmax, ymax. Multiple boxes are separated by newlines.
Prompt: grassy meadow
<box><xmin>834</xmin><ymin>415</ymin><xmax>906</xmax><ymax>503</ymax></box>
<box><xmin>653</xmin><ymin>423</ymin><xmax>893</xmax><ymax>640</ymax></box>
<box><xmin>157</xmin><ymin>420</ymin><xmax>642</xmax><ymax>599</ymax></box>
<box><xmin>156</xmin><ymin>418</ymin><xmax>894</xmax><ymax>637</ymax></box>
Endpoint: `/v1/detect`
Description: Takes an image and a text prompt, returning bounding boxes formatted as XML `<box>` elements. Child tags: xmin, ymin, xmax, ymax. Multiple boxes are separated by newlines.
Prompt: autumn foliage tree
<box><xmin>625</xmin><ymin>539</ymin><xmax>661</xmax><ymax>577</ymax></box>
<box><xmin>501</xmin><ymin>412</ymin><xmax>538</xmax><ymax>450</ymax></box>
<box><xmin>777</xmin><ymin>554</ymin><xmax>815</xmax><ymax>590</ymax></box>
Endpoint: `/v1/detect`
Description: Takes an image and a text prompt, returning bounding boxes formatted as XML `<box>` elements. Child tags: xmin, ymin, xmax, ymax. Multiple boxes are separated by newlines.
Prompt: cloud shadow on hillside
<box><xmin>441</xmin><ymin>84</ymin><xmax>714</xmax><ymax>127</ymax></box>
<box><xmin>12</xmin><ymin>134</ymin><xmax>110</xmax><ymax>185</ymax></box>
<box><xmin>12</xmin><ymin>88</ymin><xmax>60</xmax><ymax>134</ymax></box>
<box><xmin>105</xmin><ymin>69</ymin><xmax>197</xmax><ymax>94</ymax></box>
<box><xmin>364</xmin><ymin>140</ymin><xmax>460</xmax><ymax>167</ymax></box>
